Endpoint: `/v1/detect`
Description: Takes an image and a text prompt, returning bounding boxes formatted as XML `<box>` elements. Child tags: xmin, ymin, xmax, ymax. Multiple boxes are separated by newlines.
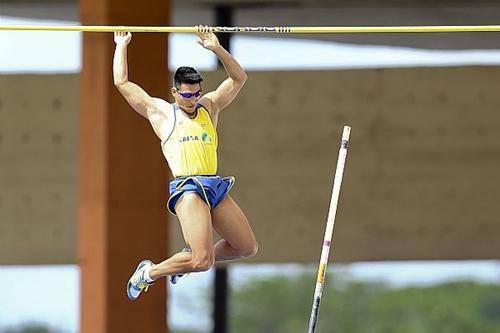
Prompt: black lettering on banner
<box><xmin>211</xmin><ymin>26</ymin><xmax>291</xmax><ymax>33</ymax></box>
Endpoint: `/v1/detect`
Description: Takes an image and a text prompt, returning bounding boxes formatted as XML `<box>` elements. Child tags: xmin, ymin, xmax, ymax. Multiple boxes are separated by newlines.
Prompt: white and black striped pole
<box><xmin>307</xmin><ymin>125</ymin><xmax>351</xmax><ymax>333</ymax></box>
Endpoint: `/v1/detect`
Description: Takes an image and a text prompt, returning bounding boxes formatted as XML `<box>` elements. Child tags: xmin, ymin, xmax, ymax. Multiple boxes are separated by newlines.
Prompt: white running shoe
<box><xmin>127</xmin><ymin>259</ymin><xmax>153</xmax><ymax>300</ymax></box>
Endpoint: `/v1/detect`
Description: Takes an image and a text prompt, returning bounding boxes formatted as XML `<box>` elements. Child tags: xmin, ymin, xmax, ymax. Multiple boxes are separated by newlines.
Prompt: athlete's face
<box><xmin>171</xmin><ymin>83</ymin><xmax>202</xmax><ymax>113</ymax></box>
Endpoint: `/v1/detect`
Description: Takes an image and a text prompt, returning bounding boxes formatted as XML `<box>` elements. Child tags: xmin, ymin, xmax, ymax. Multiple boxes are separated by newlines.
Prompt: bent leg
<box><xmin>149</xmin><ymin>193</ymin><xmax>214</xmax><ymax>280</ymax></box>
<box><xmin>211</xmin><ymin>195</ymin><xmax>258</xmax><ymax>262</ymax></box>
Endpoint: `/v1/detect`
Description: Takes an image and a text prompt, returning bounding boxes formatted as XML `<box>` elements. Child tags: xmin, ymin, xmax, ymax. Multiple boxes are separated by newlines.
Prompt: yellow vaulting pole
<box><xmin>2</xmin><ymin>25</ymin><xmax>500</xmax><ymax>33</ymax></box>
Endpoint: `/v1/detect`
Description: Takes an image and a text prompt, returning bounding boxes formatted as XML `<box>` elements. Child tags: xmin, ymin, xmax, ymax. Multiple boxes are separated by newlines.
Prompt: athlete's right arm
<box><xmin>113</xmin><ymin>32</ymin><xmax>155</xmax><ymax>119</ymax></box>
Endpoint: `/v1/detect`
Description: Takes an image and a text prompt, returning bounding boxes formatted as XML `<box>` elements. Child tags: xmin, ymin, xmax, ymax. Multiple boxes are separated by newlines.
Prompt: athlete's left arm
<box><xmin>196</xmin><ymin>31</ymin><xmax>247</xmax><ymax>115</ymax></box>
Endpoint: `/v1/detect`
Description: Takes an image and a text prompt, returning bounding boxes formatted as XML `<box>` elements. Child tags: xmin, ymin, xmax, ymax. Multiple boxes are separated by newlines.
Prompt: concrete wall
<box><xmin>0</xmin><ymin>74</ymin><xmax>77</xmax><ymax>264</ymax></box>
<box><xmin>1</xmin><ymin>67</ymin><xmax>500</xmax><ymax>264</ymax></box>
<box><xmin>173</xmin><ymin>67</ymin><xmax>500</xmax><ymax>262</ymax></box>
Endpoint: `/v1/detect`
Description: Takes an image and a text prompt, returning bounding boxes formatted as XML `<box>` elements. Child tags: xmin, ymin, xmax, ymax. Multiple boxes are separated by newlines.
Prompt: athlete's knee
<box><xmin>240</xmin><ymin>241</ymin><xmax>258</xmax><ymax>258</ymax></box>
<box><xmin>190</xmin><ymin>252</ymin><xmax>214</xmax><ymax>272</ymax></box>
<box><xmin>191</xmin><ymin>258</ymin><xmax>214</xmax><ymax>272</ymax></box>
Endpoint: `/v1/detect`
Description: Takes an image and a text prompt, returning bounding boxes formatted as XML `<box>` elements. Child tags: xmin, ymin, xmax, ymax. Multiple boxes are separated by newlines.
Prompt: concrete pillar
<box><xmin>78</xmin><ymin>1</ymin><xmax>170</xmax><ymax>332</ymax></box>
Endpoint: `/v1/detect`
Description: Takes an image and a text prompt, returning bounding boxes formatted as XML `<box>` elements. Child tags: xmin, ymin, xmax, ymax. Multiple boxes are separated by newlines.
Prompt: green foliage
<box><xmin>230</xmin><ymin>271</ymin><xmax>500</xmax><ymax>333</ymax></box>
<box><xmin>5</xmin><ymin>272</ymin><xmax>500</xmax><ymax>333</ymax></box>
<box><xmin>170</xmin><ymin>329</ymin><xmax>205</xmax><ymax>333</ymax></box>
<box><xmin>0</xmin><ymin>323</ymin><xmax>61</xmax><ymax>333</ymax></box>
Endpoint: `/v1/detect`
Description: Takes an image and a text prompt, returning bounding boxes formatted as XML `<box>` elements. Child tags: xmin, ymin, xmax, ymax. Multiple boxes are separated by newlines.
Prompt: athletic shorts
<box><xmin>167</xmin><ymin>175</ymin><xmax>235</xmax><ymax>215</ymax></box>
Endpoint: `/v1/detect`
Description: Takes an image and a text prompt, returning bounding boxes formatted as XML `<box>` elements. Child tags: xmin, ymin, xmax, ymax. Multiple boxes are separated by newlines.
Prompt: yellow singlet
<box><xmin>161</xmin><ymin>104</ymin><xmax>218</xmax><ymax>177</ymax></box>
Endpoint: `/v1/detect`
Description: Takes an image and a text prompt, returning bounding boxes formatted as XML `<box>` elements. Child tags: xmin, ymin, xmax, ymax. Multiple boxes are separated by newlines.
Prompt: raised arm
<box><xmin>113</xmin><ymin>32</ymin><xmax>156</xmax><ymax>119</ymax></box>
<box><xmin>197</xmin><ymin>31</ymin><xmax>247</xmax><ymax>114</ymax></box>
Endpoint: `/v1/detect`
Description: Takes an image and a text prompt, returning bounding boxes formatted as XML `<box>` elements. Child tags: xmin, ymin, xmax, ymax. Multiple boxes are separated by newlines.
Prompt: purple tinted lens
<box><xmin>179</xmin><ymin>90</ymin><xmax>202</xmax><ymax>98</ymax></box>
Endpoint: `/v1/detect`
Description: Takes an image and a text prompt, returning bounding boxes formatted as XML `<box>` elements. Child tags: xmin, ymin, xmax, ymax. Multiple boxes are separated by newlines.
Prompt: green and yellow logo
<box><xmin>201</xmin><ymin>132</ymin><xmax>212</xmax><ymax>142</ymax></box>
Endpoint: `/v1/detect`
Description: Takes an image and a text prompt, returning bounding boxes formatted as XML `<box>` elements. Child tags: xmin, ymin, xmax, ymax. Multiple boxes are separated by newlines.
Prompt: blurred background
<box><xmin>1</xmin><ymin>1</ymin><xmax>500</xmax><ymax>333</ymax></box>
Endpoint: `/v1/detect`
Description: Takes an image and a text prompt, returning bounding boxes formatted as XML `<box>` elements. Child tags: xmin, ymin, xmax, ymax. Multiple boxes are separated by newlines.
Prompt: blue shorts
<box><xmin>167</xmin><ymin>175</ymin><xmax>235</xmax><ymax>215</ymax></box>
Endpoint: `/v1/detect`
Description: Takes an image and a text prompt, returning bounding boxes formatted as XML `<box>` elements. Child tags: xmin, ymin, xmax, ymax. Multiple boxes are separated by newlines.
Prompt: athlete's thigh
<box><xmin>175</xmin><ymin>192</ymin><xmax>213</xmax><ymax>254</ymax></box>
<box><xmin>211</xmin><ymin>195</ymin><xmax>256</xmax><ymax>249</ymax></box>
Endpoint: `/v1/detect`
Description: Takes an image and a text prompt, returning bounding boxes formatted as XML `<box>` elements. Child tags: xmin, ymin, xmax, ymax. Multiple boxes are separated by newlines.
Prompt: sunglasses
<box><xmin>176</xmin><ymin>89</ymin><xmax>202</xmax><ymax>99</ymax></box>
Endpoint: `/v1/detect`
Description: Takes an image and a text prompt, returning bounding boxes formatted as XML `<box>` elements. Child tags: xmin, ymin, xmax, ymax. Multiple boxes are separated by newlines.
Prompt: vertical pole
<box><xmin>79</xmin><ymin>1</ymin><xmax>170</xmax><ymax>333</ymax></box>
<box><xmin>213</xmin><ymin>5</ymin><xmax>232</xmax><ymax>333</ymax></box>
<box><xmin>307</xmin><ymin>126</ymin><xmax>351</xmax><ymax>333</ymax></box>
<box><xmin>214</xmin><ymin>266</ymin><xmax>229</xmax><ymax>333</ymax></box>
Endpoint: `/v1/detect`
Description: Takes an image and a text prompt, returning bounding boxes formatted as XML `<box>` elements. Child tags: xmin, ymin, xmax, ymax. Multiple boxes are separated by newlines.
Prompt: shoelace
<box><xmin>132</xmin><ymin>272</ymin><xmax>150</xmax><ymax>292</ymax></box>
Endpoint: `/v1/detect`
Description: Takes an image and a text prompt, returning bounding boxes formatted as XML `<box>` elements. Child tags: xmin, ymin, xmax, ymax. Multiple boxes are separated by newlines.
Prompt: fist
<box><xmin>114</xmin><ymin>31</ymin><xmax>132</xmax><ymax>45</ymax></box>
<box><xmin>196</xmin><ymin>26</ymin><xmax>220</xmax><ymax>51</ymax></box>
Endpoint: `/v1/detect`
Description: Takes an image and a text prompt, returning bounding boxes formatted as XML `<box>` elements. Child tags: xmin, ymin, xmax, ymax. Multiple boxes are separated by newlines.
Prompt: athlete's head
<box><xmin>172</xmin><ymin>66</ymin><xmax>203</xmax><ymax>113</ymax></box>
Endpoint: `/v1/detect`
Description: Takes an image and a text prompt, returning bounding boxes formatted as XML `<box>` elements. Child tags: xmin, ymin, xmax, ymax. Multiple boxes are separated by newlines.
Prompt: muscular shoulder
<box><xmin>152</xmin><ymin>98</ymin><xmax>172</xmax><ymax>112</ymax></box>
<box><xmin>197</xmin><ymin>95</ymin><xmax>219</xmax><ymax>127</ymax></box>
<box><xmin>147</xmin><ymin>98</ymin><xmax>173</xmax><ymax>120</ymax></box>
<box><xmin>146</xmin><ymin>98</ymin><xmax>176</xmax><ymax>141</ymax></box>
<box><xmin>198</xmin><ymin>94</ymin><xmax>216</xmax><ymax>114</ymax></box>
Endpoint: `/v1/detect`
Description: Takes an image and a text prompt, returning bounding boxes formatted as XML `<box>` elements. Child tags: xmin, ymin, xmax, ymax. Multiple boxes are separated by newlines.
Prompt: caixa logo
<box><xmin>179</xmin><ymin>135</ymin><xmax>199</xmax><ymax>143</ymax></box>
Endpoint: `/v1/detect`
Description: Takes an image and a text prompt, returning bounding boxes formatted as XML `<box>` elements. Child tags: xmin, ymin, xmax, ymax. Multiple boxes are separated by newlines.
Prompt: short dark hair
<box><xmin>173</xmin><ymin>66</ymin><xmax>203</xmax><ymax>88</ymax></box>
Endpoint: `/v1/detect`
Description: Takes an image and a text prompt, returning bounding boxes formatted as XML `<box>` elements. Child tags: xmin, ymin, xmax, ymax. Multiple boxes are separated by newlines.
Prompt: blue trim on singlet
<box><xmin>161</xmin><ymin>104</ymin><xmax>178</xmax><ymax>147</ymax></box>
<box><xmin>161</xmin><ymin>103</ymin><xmax>207</xmax><ymax>147</ymax></box>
